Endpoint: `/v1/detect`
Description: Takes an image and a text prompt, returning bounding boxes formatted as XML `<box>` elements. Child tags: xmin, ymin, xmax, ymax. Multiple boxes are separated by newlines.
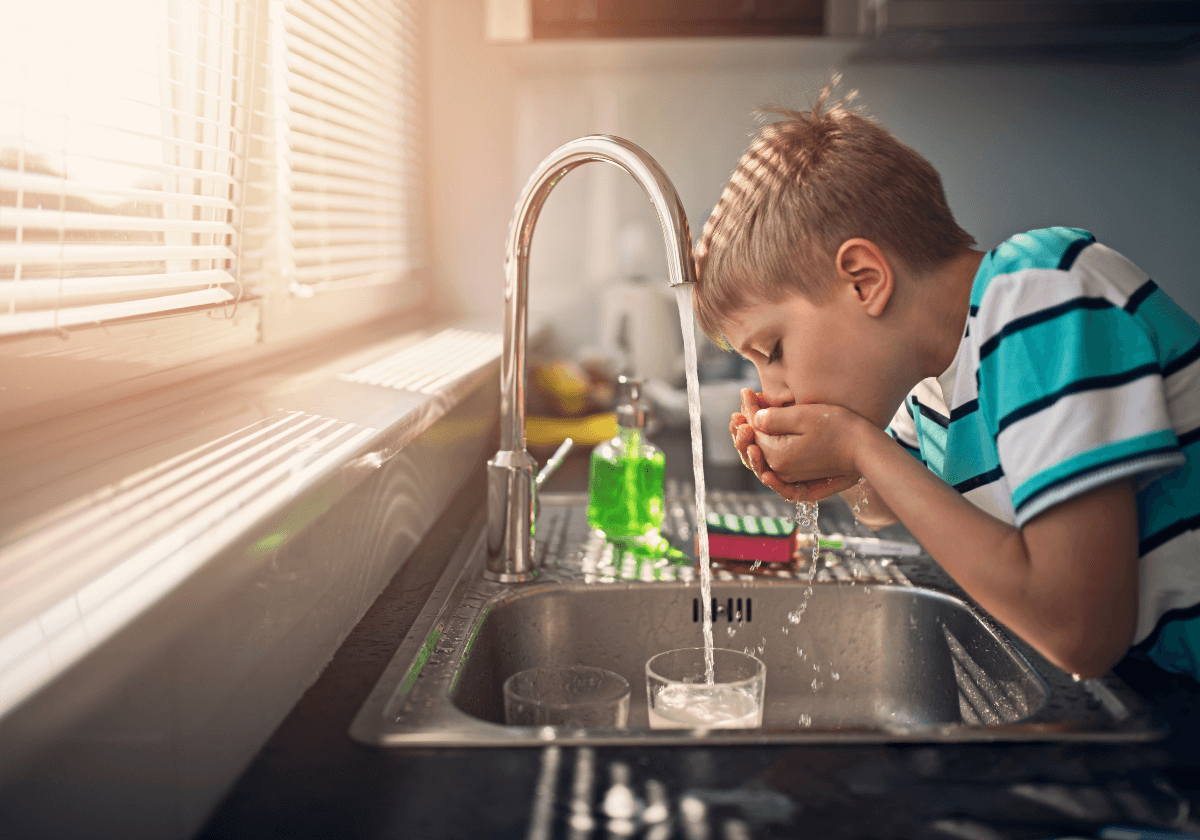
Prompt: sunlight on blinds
<box><xmin>273</xmin><ymin>0</ymin><xmax>424</xmax><ymax>296</ymax></box>
<box><xmin>0</xmin><ymin>0</ymin><xmax>251</xmax><ymax>336</ymax></box>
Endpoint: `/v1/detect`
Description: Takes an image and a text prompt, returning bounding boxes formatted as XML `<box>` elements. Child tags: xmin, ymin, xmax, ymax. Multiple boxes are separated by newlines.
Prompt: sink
<box><xmin>350</xmin><ymin>494</ymin><xmax>1164</xmax><ymax>747</ymax></box>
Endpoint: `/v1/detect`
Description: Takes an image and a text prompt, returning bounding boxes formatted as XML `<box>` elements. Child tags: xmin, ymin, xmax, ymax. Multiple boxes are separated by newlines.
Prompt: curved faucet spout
<box><xmin>486</xmin><ymin>135</ymin><xmax>697</xmax><ymax>582</ymax></box>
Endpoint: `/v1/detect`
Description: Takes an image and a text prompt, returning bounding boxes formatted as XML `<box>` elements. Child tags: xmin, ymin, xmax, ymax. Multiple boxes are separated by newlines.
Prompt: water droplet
<box><xmin>726</xmin><ymin>625</ymin><xmax>736</xmax><ymax>637</ymax></box>
<box><xmin>811</xmin><ymin>678</ymin><xmax>824</xmax><ymax>691</ymax></box>
<box><xmin>831</xmin><ymin>671</ymin><xmax>840</xmax><ymax>681</ymax></box>
<box><xmin>798</xmin><ymin>714</ymin><xmax>812</xmax><ymax>728</ymax></box>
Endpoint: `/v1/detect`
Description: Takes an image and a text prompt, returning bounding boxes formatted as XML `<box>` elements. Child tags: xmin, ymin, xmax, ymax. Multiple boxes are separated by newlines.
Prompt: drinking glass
<box><xmin>645</xmin><ymin>648</ymin><xmax>766</xmax><ymax>729</ymax></box>
<box><xmin>503</xmin><ymin>665</ymin><xmax>630</xmax><ymax>727</ymax></box>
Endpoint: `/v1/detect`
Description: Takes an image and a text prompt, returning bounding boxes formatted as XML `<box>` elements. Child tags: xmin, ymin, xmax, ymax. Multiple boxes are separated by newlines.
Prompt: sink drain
<box><xmin>693</xmin><ymin>597</ymin><xmax>751</xmax><ymax>623</ymax></box>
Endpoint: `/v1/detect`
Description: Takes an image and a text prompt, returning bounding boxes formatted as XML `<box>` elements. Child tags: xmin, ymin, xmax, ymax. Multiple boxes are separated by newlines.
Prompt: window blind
<box><xmin>0</xmin><ymin>0</ymin><xmax>251</xmax><ymax>337</ymax></box>
<box><xmin>273</xmin><ymin>0</ymin><xmax>425</xmax><ymax>296</ymax></box>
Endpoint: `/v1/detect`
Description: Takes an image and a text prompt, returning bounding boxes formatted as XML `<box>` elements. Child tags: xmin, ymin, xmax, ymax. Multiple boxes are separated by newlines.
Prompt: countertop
<box><xmin>199</xmin><ymin>435</ymin><xmax>1200</xmax><ymax>840</ymax></box>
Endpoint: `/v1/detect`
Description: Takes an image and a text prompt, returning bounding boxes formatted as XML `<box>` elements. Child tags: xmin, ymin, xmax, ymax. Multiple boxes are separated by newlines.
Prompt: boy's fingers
<box><xmin>752</xmin><ymin>405</ymin><xmax>801</xmax><ymax>434</ymax></box>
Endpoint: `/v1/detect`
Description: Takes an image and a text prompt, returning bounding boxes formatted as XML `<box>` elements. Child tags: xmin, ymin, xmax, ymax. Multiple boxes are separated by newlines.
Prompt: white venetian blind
<box><xmin>0</xmin><ymin>0</ymin><xmax>252</xmax><ymax>337</ymax></box>
<box><xmin>273</xmin><ymin>0</ymin><xmax>425</xmax><ymax>296</ymax></box>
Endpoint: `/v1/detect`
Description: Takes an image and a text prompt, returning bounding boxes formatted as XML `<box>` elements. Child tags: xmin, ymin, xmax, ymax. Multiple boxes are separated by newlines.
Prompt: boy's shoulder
<box><xmin>970</xmin><ymin>227</ymin><xmax>1096</xmax><ymax>308</ymax></box>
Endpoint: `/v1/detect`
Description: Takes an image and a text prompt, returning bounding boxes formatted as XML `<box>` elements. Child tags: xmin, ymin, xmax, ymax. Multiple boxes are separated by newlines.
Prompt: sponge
<box><xmin>698</xmin><ymin>512</ymin><xmax>796</xmax><ymax>564</ymax></box>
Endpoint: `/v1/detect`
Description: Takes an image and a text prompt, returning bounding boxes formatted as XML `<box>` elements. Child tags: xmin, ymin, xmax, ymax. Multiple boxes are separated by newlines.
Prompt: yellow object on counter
<box><xmin>526</xmin><ymin>413</ymin><xmax>617</xmax><ymax>448</ymax></box>
<box><xmin>533</xmin><ymin>360</ymin><xmax>591</xmax><ymax>416</ymax></box>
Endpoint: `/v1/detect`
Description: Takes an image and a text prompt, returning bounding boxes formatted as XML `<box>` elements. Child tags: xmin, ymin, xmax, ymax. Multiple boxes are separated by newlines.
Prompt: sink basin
<box><xmin>350</xmin><ymin>494</ymin><xmax>1163</xmax><ymax>747</ymax></box>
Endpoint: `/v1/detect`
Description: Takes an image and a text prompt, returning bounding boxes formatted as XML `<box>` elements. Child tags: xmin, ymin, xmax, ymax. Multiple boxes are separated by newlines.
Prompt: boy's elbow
<box><xmin>1037</xmin><ymin>618</ymin><xmax>1134</xmax><ymax>679</ymax></box>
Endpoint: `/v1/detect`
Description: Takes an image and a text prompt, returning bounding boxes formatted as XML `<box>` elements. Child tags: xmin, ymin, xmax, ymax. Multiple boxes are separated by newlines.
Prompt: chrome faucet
<box><xmin>485</xmin><ymin>135</ymin><xmax>697</xmax><ymax>582</ymax></box>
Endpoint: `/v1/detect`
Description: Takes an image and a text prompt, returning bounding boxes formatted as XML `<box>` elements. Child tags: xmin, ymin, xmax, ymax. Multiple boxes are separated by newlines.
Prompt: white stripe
<box><xmin>1165</xmin><ymin>353</ymin><xmax>1200</xmax><ymax>437</ymax></box>
<box><xmin>974</xmin><ymin>247</ymin><xmax>1150</xmax><ymax>353</ymax></box>
<box><xmin>1136</xmin><ymin>529</ymin><xmax>1200</xmax><ymax>644</ymax></box>
<box><xmin>974</xmin><ymin>268</ymin><xmax>1094</xmax><ymax>350</ymax></box>
<box><xmin>996</xmin><ymin>374</ymin><xmax>1174</xmax><ymax>496</ymax></box>
<box><xmin>887</xmin><ymin>399</ymin><xmax>919</xmax><ymax>448</ymax></box>
<box><xmin>962</xmin><ymin>482</ymin><xmax>1015</xmax><ymax>524</ymax></box>
<box><xmin>1072</xmin><ymin>242</ymin><xmax>1153</xmax><ymax>302</ymax></box>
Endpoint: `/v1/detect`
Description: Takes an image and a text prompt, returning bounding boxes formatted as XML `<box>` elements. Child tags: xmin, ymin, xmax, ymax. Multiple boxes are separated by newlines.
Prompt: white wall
<box><xmin>428</xmin><ymin>3</ymin><xmax>1200</xmax><ymax>347</ymax></box>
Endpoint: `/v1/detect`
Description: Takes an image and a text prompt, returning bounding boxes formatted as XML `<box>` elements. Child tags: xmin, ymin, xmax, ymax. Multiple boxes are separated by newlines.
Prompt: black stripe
<box><xmin>917</xmin><ymin>402</ymin><xmax>949</xmax><ymax>429</ymax></box>
<box><xmin>969</xmin><ymin>304</ymin><xmax>979</xmax><ymax>316</ymax></box>
<box><xmin>954</xmin><ymin>465</ymin><xmax>1005</xmax><ymax>494</ymax></box>
<box><xmin>1124</xmin><ymin>279</ymin><xmax>1159</xmax><ymax>314</ymax></box>
<box><xmin>1140</xmin><ymin>511</ymin><xmax>1200</xmax><ymax>557</ymax></box>
<box><xmin>949</xmin><ymin>399</ymin><xmax>979</xmax><ymax>422</ymax></box>
<box><xmin>1164</xmin><ymin>339</ymin><xmax>1200</xmax><ymax>379</ymax></box>
<box><xmin>1134</xmin><ymin>599</ymin><xmax>1200</xmax><ymax>654</ymax></box>
<box><xmin>1014</xmin><ymin>444</ymin><xmax>1183</xmax><ymax>518</ymax></box>
<box><xmin>979</xmin><ymin>296</ymin><xmax>1115</xmax><ymax>361</ymax></box>
<box><xmin>904</xmin><ymin>398</ymin><xmax>916</xmax><ymax>419</ymax></box>
<box><xmin>1057</xmin><ymin>235</ymin><xmax>1094</xmax><ymax>271</ymax></box>
<box><xmin>1180</xmin><ymin>425</ymin><xmax>1200</xmax><ymax>448</ymax></box>
<box><xmin>1132</xmin><ymin>600</ymin><xmax>1200</xmax><ymax>652</ymax></box>
<box><xmin>996</xmin><ymin>362</ymin><xmax>1162</xmax><ymax>435</ymax></box>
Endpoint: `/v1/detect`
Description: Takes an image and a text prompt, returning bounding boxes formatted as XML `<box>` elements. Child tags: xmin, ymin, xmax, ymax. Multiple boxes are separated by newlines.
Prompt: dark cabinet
<box><xmin>531</xmin><ymin>0</ymin><xmax>824</xmax><ymax>38</ymax></box>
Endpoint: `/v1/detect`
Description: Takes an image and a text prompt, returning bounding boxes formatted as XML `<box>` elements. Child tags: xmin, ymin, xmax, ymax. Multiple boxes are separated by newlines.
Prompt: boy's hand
<box><xmin>750</xmin><ymin>403</ymin><xmax>871</xmax><ymax>502</ymax></box>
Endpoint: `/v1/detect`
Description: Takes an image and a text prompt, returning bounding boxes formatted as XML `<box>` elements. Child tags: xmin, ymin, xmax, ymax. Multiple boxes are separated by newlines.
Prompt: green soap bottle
<box><xmin>588</xmin><ymin>377</ymin><xmax>665</xmax><ymax>540</ymax></box>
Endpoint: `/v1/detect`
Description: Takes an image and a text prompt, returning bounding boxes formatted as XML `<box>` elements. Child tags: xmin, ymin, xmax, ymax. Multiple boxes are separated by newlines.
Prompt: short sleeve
<box><xmin>886</xmin><ymin>397</ymin><xmax>922</xmax><ymax>462</ymax></box>
<box><xmin>973</xmin><ymin>244</ymin><xmax>1186</xmax><ymax>527</ymax></box>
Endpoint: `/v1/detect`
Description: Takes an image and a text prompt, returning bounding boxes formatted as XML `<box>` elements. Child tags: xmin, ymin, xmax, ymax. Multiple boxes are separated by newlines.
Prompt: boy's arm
<box><xmin>758</xmin><ymin>406</ymin><xmax>1140</xmax><ymax>678</ymax></box>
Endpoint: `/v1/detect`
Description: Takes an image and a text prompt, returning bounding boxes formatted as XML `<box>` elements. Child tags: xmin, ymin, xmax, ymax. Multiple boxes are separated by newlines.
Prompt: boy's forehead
<box><xmin>721</xmin><ymin>300</ymin><xmax>781</xmax><ymax>351</ymax></box>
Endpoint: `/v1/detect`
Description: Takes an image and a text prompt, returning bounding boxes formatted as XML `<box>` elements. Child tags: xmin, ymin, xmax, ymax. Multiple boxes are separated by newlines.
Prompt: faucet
<box><xmin>485</xmin><ymin>135</ymin><xmax>698</xmax><ymax>582</ymax></box>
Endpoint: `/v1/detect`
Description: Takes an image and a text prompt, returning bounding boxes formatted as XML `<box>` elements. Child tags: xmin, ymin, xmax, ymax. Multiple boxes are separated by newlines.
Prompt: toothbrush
<box><xmin>795</xmin><ymin>533</ymin><xmax>922</xmax><ymax>557</ymax></box>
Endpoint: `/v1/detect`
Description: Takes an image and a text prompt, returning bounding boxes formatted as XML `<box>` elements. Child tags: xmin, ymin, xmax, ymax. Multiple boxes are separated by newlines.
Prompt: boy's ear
<box><xmin>835</xmin><ymin>239</ymin><xmax>894</xmax><ymax>317</ymax></box>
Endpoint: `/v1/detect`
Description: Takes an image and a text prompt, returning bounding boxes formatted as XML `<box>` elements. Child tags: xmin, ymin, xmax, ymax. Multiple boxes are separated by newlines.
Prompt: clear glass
<box><xmin>645</xmin><ymin>648</ymin><xmax>766</xmax><ymax>730</ymax></box>
<box><xmin>503</xmin><ymin>665</ymin><xmax>630</xmax><ymax>728</ymax></box>
<box><xmin>587</xmin><ymin>426</ymin><xmax>665</xmax><ymax>540</ymax></box>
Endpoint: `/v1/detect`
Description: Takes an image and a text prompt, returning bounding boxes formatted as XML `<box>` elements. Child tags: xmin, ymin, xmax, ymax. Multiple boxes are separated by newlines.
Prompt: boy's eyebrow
<box><xmin>730</xmin><ymin>326</ymin><xmax>767</xmax><ymax>357</ymax></box>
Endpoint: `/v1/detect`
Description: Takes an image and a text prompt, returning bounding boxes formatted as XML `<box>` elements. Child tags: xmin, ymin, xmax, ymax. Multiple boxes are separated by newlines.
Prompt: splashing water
<box><xmin>787</xmin><ymin>499</ymin><xmax>821</xmax><ymax>625</ymax></box>
<box><xmin>675</xmin><ymin>286</ymin><xmax>714</xmax><ymax>683</ymax></box>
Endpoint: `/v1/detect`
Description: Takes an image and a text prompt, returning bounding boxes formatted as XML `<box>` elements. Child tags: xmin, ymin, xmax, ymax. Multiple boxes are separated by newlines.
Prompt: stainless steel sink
<box><xmin>350</xmin><ymin>494</ymin><xmax>1164</xmax><ymax>747</ymax></box>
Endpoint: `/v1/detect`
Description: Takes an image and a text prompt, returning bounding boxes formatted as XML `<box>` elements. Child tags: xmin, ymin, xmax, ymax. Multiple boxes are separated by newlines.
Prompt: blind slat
<box><xmin>0</xmin><ymin>287</ymin><xmax>235</xmax><ymax>336</ymax></box>
<box><xmin>3</xmin><ymin>208</ymin><xmax>236</xmax><ymax>237</ymax></box>
<box><xmin>0</xmin><ymin>269</ymin><xmax>233</xmax><ymax>305</ymax></box>
<box><xmin>0</xmin><ymin>171</ymin><xmax>238</xmax><ymax>210</ymax></box>
<box><xmin>0</xmin><ymin>244</ymin><xmax>236</xmax><ymax>266</ymax></box>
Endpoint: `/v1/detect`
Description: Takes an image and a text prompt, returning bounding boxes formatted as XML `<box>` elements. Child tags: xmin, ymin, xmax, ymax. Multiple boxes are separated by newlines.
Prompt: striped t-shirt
<box><xmin>887</xmin><ymin>227</ymin><xmax>1200</xmax><ymax>680</ymax></box>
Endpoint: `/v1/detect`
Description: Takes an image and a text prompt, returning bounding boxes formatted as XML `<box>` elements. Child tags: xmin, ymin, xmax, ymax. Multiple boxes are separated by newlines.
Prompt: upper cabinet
<box><xmin>486</xmin><ymin>0</ymin><xmax>1200</xmax><ymax>57</ymax></box>
<box><xmin>528</xmin><ymin>0</ymin><xmax>824</xmax><ymax>38</ymax></box>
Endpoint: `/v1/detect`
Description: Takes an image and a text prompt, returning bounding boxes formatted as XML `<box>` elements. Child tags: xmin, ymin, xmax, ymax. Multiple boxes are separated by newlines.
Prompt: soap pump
<box><xmin>587</xmin><ymin>376</ymin><xmax>666</xmax><ymax>541</ymax></box>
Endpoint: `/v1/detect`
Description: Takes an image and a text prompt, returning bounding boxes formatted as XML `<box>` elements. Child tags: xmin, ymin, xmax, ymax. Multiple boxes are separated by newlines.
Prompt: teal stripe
<box><xmin>1011</xmin><ymin>429</ymin><xmax>1180</xmax><ymax>513</ymax></box>
<box><xmin>942</xmin><ymin>416</ymin><xmax>1001</xmax><ymax>488</ymax></box>
<box><xmin>1138</xmin><ymin>437</ymin><xmax>1200</xmax><ymax>541</ymax></box>
<box><xmin>917</xmin><ymin>411</ymin><xmax>947</xmax><ymax>476</ymax></box>
<box><xmin>1133</xmin><ymin>287</ymin><xmax>1200</xmax><ymax>368</ymax></box>
<box><xmin>978</xmin><ymin>307</ymin><xmax>1159</xmax><ymax>434</ymax></box>
<box><xmin>1143</xmin><ymin>613</ymin><xmax>1200</xmax><ymax>681</ymax></box>
<box><xmin>971</xmin><ymin>227</ymin><xmax>1094</xmax><ymax>307</ymax></box>
<box><xmin>890</xmin><ymin>435</ymin><xmax>922</xmax><ymax>460</ymax></box>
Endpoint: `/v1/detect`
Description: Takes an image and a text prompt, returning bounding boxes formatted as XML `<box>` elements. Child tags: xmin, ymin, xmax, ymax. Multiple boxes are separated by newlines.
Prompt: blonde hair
<box><xmin>694</xmin><ymin>76</ymin><xmax>975</xmax><ymax>343</ymax></box>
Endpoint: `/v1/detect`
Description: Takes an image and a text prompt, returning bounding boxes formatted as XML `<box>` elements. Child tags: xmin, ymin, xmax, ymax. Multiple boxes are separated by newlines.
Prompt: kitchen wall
<box><xmin>429</xmin><ymin>1</ymin><xmax>1200</xmax><ymax>352</ymax></box>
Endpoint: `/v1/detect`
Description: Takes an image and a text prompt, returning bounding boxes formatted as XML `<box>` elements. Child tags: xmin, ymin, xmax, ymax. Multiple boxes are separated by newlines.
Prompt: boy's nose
<box><xmin>758</xmin><ymin>370</ymin><xmax>795</xmax><ymax>408</ymax></box>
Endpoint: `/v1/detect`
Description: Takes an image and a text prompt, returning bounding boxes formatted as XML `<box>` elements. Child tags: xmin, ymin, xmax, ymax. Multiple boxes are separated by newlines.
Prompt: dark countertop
<box><xmin>200</xmin><ymin>434</ymin><xmax>1200</xmax><ymax>840</ymax></box>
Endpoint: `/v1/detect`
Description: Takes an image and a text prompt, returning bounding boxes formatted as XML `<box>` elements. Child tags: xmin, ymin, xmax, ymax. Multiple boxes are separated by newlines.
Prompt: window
<box><xmin>0</xmin><ymin>0</ymin><xmax>427</xmax><ymax>426</ymax></box>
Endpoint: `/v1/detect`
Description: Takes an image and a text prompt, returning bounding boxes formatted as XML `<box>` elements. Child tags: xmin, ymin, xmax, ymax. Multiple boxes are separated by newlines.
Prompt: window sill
<box><xmin>0</xmin><ymin>316</ymin><xmax>501</xmax><ymax>727</ymax></box>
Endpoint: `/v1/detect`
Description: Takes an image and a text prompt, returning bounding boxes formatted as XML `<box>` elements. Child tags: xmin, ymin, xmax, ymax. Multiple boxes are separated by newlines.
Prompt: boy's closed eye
<box><xmin>767</xmin><ymin>340</ymin><xmax>782</xmax><ymax>364</ymax></box>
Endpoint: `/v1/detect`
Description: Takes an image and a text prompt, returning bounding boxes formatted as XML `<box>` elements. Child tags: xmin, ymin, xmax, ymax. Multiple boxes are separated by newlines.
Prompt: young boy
<box><xmin>694</xmin><ymin>80</ymin><xmax>1200</xmax><ymax>687</ymax></box>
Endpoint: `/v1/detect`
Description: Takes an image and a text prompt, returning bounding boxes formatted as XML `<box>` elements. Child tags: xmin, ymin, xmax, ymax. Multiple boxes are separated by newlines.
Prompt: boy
<box><xmin>694</xmin><ymin>80</ymin><xmax>1200</xmax><ymax>687</ymax></box>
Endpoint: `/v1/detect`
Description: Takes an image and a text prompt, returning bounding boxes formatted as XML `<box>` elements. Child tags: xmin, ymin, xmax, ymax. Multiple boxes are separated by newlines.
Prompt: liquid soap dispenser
<box><xmin>587</xmin><ymin>376</ymin><xmax>665</xmax><ymax>542</ymax></box>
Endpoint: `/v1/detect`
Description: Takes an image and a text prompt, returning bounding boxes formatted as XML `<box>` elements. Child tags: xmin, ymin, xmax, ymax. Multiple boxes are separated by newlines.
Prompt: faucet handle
<box><xmin>535</xmin><ymin>437</ymin><xmax>574</xmax><ymax>488</ymax></box>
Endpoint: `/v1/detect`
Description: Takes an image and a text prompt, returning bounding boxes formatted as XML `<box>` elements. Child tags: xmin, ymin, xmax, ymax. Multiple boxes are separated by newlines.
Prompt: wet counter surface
<box><xmin>199</xmin><ymin>436</ymin><xmax>1200</xmax><ymax>840</ymax></box>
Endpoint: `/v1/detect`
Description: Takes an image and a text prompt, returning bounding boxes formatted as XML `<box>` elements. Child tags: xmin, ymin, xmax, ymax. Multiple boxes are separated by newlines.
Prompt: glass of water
<box><xmin>645</xmin><ymin>648</ymin><xmax>766</xmax><ymax>729</ymax></box>
<box><xmin>503</xmin><ymin>665</ymin><xmax>631</xmax><ymax>728</ymax></box>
